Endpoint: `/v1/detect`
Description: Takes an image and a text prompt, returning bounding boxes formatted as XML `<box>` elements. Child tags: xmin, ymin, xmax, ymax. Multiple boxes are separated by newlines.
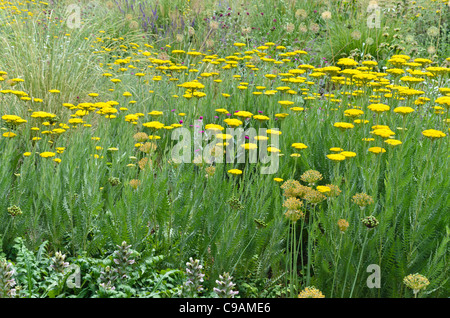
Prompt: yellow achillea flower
<box><xmin>316</xmin><ymin>185</ymin><xmax>331</xmax><ymax>193</ymax></box>
<box><xmin>228</xmin><ymin>169</ymin><xmax>242</xmax><ymax>175</ymax></box>
<box><xmin>369</xmin><ymin>146</ymin><xmax>386</xmax><ymax>154</ymax></box>
<box><xmin>334</xmin><ymin>122</ymin><xmax>354</xmax><ymax>130</ymax></box>
<box><xmin>422</xmin><ymin>129</ymin><xmax>446</xmax><ymax>139</ymax></box>
<box><xmin>2</xmin><ymin>132</ymin><xmax>16</xmax><ymax>138</ymax></box>
<box><xmin>298</xmin><ymin>286</ymin><xmax>325</xmax><ymax>298</ymax></box>
<box><xmin>394</xmin><ymin>106</ymin><xmax>415</xmax><ymax>115</ymax></box>
<box><xmin>327</xmin><ymin>154</ymin><xmax>346</xmax><ymax>161</ymax></box>
<box><xmin>403</xmin><ymin>273</ymin><xmax>430</xmax><ymax>297</ymax></box>
<box><xmin>337</xmin><ymin>219</ymin><xmax>349</xmax><ymax>233</ymax></box>
<box><xmin>143</xmin><ymin>121</ymin><xmax>165</xmax><ymax>130</ymax></box>
<box><xmin>368</xmin><ymin>103</ymin><xmax>390</xmax><ymax>113</ymax></box>
<box><xmin>292</xmin><ymin>143</ymin><xmax>308</xmax><ymax>150</ymax></box>
<box><xmin>385</xmin><ymin>139</ymin><xmax>402</xmax><ymax>146</ymax></box>
<box><xmin>40</xmin><ymin>152</ymin><xmax>56</xmax><ymax>158</ymax></box>
<box><xmin>340</xmin><ymin>151</ymin><xmax>356</xmax><ymax>158</ymax></box>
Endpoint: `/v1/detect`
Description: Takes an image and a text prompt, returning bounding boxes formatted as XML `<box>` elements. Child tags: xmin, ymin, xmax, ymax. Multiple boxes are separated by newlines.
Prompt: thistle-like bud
<box><xmin>361</xmin><ymin>215</ymin><xmax>379</xmax><ymax>229</ymax></box>
<box><xmin>7</xmin><ymin>205</ymin><xmax>22</xmax><ymax>217</ymax></box>
<box><xmin>0</xmin><ymin>259</ymin><xmax>17</xmax><ymax>298</ymax></box>
<box><xmin>213</xmin><ymin>272</ymin><xmax>239</xmax><ymax>298</ymax></box>
<box><xmin>227</xmin><ymin>196</ymin><xmax>244</xmax><ymax>211</ymax></box>
<box><xmin>108</xmin><ymin>176</ymin><xmax>121</xmax><ymax>186</ymax></box>
<box><xmin>50</xmin><ymin>251</ymin><xmax>69</xmax><ymax>273</ymax></box>
<box><xmin>112</xmin><ymin>241</ymin><xmax>135</xmax><ymax>280</ymax></box>
<box><xmin>181</xmin><ymin>257</ymin><xmax>205</xmax><ymax>297</ymax></box>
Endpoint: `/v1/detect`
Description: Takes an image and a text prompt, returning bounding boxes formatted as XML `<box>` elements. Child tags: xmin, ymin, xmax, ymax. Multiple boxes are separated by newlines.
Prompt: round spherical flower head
<box><xmin>228</xmin><ymin>169</ymin><xmax>243</xmax><ymax>175</ymax></box>
<box><xmin>40</xmin><ymin>152</ymin><xmax>56</xmax><ymax>158</ymax></box>
<box><xmin>305</xmin><ymin>189</ymin><xmax>327</xmax><ymax>204</ymax></box>
<box><xmin>403</xmin><ymin>273</ymin><xmax>430</xmax><ymax>295</ymax></box>
<box><xmin>337</xmin><ymin>219</ymin><xmax>349</xmax><ymax>233</ymax></box>
<box><xmin>300</xmin><ymin>169</ymin><xmax>323</xmax><ymax>184</ymax></box>
<box><xmin>352</xmin><ymin>192</ymin><xmax>374</xmax><ymax>207</ymax></box>
<box><xmin>298</xmin><ymin>286</ymin><xmax>325</xmax><ymax>298</ymax></box>
<box><xmin>422</xmin><ymin>129</ymin><xmax>446</xmax><ymax>139</ymax></box>
<box><xmin>361</xmin><ymin>215</ymin><xmax>379</xmax><ymax>229</ymax></box>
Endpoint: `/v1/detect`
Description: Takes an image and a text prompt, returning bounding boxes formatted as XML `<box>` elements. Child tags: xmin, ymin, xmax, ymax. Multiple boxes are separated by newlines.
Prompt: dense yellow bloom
<box><xmin>228</xmin><ymin>169</ymin><xmax>243</xmax><ymax>175</ymax></box>
<box><xmin>39</xmin><ymin>152</ymin><xmax>56</xmax><ymax>158</ymax></box>
<box><xmin>422</xmin><ymin>129</ymin><xmax>446</xmax><ymax>139</ymax></box>
<box><xmin>368</xmin><ymin>147</ymin><xmax>386</xmax><ymax>154</ymax></box>
<box><xmin>143</xmin><ymin>121</ymin><xmax>165</xmax><ymax>130</ymax></box>
<box><xmin>394</xmin><ymin>106</ymin><xmax>415</xmax><ymax>115</ymax></box>
<box><xmin>327</xmin><ymin>154</ymin><xmax>346</xmax><ymax>161</ymax></box>
<box><xmin>368</xmin><ymin>103</ymin><xmax>390</xmax><ymax>113</ymax></box>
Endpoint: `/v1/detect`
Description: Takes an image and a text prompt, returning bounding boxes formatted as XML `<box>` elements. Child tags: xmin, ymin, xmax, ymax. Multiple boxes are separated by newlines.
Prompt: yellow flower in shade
<box><xmin>422</xmin><ymin>129</ymin><xmax>446</xmax><ymax>139</ymax></box>
<box><xmin>298</xmin><ymin>286</ymin><xmax>325</xmax><ymax>298</ymax></box>
<box><xmin>352</xmin><ymin>192</ymin><xmax>374</xmax><ymax>208</ymax></box>
<box><xmin>337</xmin><ymin>219</ymin><xmax>349</xmax><ymax>233</ymax></box>
<box><xmin>300</xmin><ymin>170</ymin><xmax>323</xmax><ymax>184</ymax></box>
<box><xmin>228</xmin><ymin>169</ymin><xmax>243</xmax><ymax>175</ymax></box>
<box><xmin>39</xmin><ymin>152</ymin><xmax>56</xmax><ymax>158</ymax></box>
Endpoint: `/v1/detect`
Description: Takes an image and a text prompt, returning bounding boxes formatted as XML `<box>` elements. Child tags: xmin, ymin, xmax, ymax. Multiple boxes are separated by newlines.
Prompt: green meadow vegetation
<box><xmin>0</xmin><ymin>0</ymin><xmax>448</xmax><ymax>298</ymax></box>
